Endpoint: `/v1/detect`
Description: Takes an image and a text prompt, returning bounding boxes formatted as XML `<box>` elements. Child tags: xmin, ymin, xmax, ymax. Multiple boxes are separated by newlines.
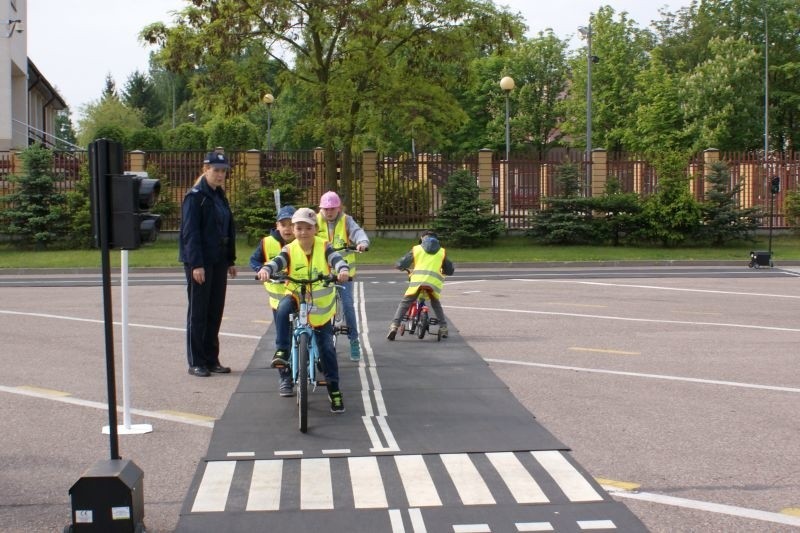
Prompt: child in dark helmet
<box><xmin>387</xmin><ymin>230</ymin><xmax>455</xmax><ymax>340</ymax></box>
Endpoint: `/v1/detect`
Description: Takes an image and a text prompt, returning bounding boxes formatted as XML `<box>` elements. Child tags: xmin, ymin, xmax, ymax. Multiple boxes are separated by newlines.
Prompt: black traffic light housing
<box><xmin>89</xmin><ymin>139</ymin><xmax>161</xmax><ymax>250</ymax></box>
<box><xmin>770</xmin><ymin>176</ymin><xmax>780</xmax><ymax>195</ymax></box>
<box><xmin>110</xmin><ymin>174</ymin><xmax>161</xmax><ymax>250</ymax></box>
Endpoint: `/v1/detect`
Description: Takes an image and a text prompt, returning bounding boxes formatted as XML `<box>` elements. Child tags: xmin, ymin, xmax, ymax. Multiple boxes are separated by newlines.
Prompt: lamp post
<box><xmin>499</xmin><ymin>76</ymin><xmax>515</xmax><ymax>214</ymax></box>
<box><xmin>262</xmin><ymin>93</ymin><xmax>274</xmax><ymax>151</ymax></box>
<box><xmin>499</xmin><ymin>76</ymin><xmax>515</xmax><ymax>161</ymax></box>
<box><xmin>578</xmin><ymin>23</ymin><xmax>594</xmax><ymax>196</ymax></box>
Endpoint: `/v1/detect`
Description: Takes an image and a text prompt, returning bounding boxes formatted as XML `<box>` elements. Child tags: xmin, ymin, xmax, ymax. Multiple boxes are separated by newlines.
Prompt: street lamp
<box><xmin>578</xmin><ymin>23</ymin><xmax>595</xmax><ymax>196</ymax></box>
<box><xmin>499</xmin><ymin>76</ymin><xmax>515</xmax><ymax>162</ymax></box>
<box><xmin>262</xmin><ymin>93</ymin><xmax>274</xmax><ymax>151</ymax></box>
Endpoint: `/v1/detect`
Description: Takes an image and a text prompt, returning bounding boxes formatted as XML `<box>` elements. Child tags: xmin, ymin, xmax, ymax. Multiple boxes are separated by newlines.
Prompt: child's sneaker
<box><xmin>329</xmin><ymin>390</ymin><xmax>345</xmax><ymax>413</ymax></box>
<box><xmin>278</xmin><ymin>376</ymin><xmax>294</xmax><ymax>397</ymax></box>
<box><xmin>270</xmin><ymin>349</ymin><xmax>289</xmax><ymax>368</ymax></box>
<box><xmin>350</xmin><ymin>339</ymin><xmax>361</xmax><ymax>361</ymax></box>
<box><xmin>387</xmin><ymin>324</ymin><xmax>398</xmax><ymax>341</ymax></box>
<box><xmin>440</xmin><ymin>325</ymin><xmax>448</xmax><ymax>338</ymax></box>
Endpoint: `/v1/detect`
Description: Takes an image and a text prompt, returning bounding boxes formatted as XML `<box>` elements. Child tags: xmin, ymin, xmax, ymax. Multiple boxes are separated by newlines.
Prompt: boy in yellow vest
<box><xmin>249</xmin><ymin>205</ymin><xmax>296</xmax><ymax>397</ymax></box>
<box><xmin>257</xmin><ymin>208</ymin><xmax>351</xmax><ymax>413</ymax></box>
<box><xmin>387</xmin><ymin>230</ymin><xmax>454</xmax><ymax>340</ymax></box>
<box><xmin>317</xmin><ymin>191</ymin><xmax>370</xmax><ymax>361</ymax></box>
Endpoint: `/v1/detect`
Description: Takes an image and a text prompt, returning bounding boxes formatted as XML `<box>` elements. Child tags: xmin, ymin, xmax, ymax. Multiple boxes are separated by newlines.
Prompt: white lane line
<box><xmin>519</xmin><ymin>278</ymin><xmax>800</xmax><ymax>299</ymax></box>
<box><xmin>395</xmin><ymin>455</ymin><xmax>442</xmax><ymax>508</ymax></box>
<box><xmin>349</xmin><ymin>456</ymin><xmax>388</xmax><ymax>508</ymax></box>
<box><xmin>389</xmin><ymin>509</ymin><xmax>406</xmax><ymax>533</ymax></box>
<box><xmin>446</xmin><ymin>305</ymin><xmax>800</xmax><ymax>333</ymax></box>
<box><xmin>486</xmin><ymin>359</ymin><xmax>800</xmax><ymax>394</ymax></box>
<box><xmin>246</xmin><ymin>459</ymin><xmax>282</xmax><ymax>511</ymax></box>
<box><xmin>300</xmin><ymin>458</ymin><xmax>333</xmax><ymax>510</ymax></box>
<box><xmin>532</xmin><ymin>451</ymin><xmax>602</xmax><ymax>502</ymax></box>
<box><xmin>440</xmin><ymin>453</ymin><xmax>495</xmax><ymax>506</ymax></box>
<box><xmin>409</xmin><ymin>508</ymin><xmax>428</xmax><ymax>533</ymax></box>
<box><xmin>191</xmin><ymin>461</ymin><xmax>235</xmax><ymax>512</ymax></box>
<box><xmin>0</xmin><ymin>385</ymin><xmax>215</xmax><ymax>428</ymax></box>
<box><xmin>486</xmin><ymin>452</ymin><xmax>548</xmax><ymax>504</ymax></box>
<box><xmin>453</xmin><ymin>525</ymin><xmax>490</xmax><ymax>533</ymax></box>
<box><xmin>516</xmin><ymin>523</ymin><xmax>555</xmax><ymax>532</ymax></box>
<box><xmin>605</xmin><ymin>487</ymin><xmax>800</xmax><ymax>527</ymax></box>
<box><xmin>0</xmin><ymin>309</ymin><xmax>261</xmax><ymax>339</ymax></box>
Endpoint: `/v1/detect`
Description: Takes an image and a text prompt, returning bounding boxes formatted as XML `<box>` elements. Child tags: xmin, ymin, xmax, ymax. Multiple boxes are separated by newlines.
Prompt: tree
<box><xmin>470</xmin><ymin>32</ymin><xmax>569</xmax><ymax>157</ymax></box>
<box><xmin>561</xmin><ymin>6</ymin><xmax>655</xmax><ymax>153</ymax></box>
<box><xmin>432</xmin><ymin>169</ymin><xmax>504</xmax><ymax>247</ymax></box>
<box><xmin>680</xmin><ymin>36</ymin><xmax>763</xmax><ymax>151</ymax></box>
<box><xmin>699</xmin><ymin>161</ymin><xmax>761</xmax><ymax>245</ymax></box>
<box><xmin>0</xmin><ymin>145</ymin><xmax>68</xmax><ymax>249</ymax></box>
<box><xmin>102</xmin><ymin>73</ymin><xmax>118</xmax><ymax>101</ymax></box>
<box><xmin>141</xmin><ymin>0</ymin><xmax>525</xmax><ymax>195</ymax></box>
<box><xmin>122</xmin><ymin>70</ymin><xmax>163</xmax><ymax>127</ymax></box>
<box><xmin>636</xmin><ymin>152</ymin><xmax>702</xmax><ymax>247</ymax></box>
<box><xmin>77</xmin><ymin>97</ymin><xmax>144</xmax><ymax>147</ymax></box>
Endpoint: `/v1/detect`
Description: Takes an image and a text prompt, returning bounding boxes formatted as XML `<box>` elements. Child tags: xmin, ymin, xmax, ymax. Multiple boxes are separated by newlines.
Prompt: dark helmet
<box><xmin>419</xmin><ymin>229</ymin><xmax>438</xmax><ymax>243</ymax></box>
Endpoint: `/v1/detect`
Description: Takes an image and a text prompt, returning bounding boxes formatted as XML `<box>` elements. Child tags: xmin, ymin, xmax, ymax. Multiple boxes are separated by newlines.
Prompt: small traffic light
<box><xmin>110</xmin><ymin>174</ymin><xmax>162</xmax><ymax>250</ymax></box>
<box><xmin>770</xmin><ymin>176</ymin><xmax>780</xmax><ymax>195</ymax></box>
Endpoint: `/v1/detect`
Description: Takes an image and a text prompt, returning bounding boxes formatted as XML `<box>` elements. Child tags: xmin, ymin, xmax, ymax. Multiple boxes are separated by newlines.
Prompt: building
<box><xmin>1</xmin><ymin>0</ymin><xmax>66</xmax><ymax>151</ymax></box>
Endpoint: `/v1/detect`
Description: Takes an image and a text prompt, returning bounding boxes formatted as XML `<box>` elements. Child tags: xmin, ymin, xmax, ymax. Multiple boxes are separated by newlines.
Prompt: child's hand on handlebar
<box><xmin>257</xmin><ymin>267</ymin><xmax>271</xmax><ymax>281</ymax></box>
<box><xmin>336</xmin><ymin>270</ymin><xmax>350</xmax><ymax>283</ymax></box>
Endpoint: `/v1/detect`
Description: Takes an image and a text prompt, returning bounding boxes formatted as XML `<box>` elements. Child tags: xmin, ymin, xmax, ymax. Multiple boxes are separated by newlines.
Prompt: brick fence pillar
<box><xmin>129</xmin><ymin>150</ymin><xmax>146</xmax><ymax>173</ymax></box>
<box><xmin>361</xmin><ymin>149</ymin><xmax>377</xmax><ymax>231</ymax></box>
<box><xmin>591</xmin><ymin>148</ymin><xmax>607</xmax><ymax>197</ymax></box>
<box><xmin>477</xmin><ymin>149</ymin><xmax>493</xmax><ymax>202</ymax></box>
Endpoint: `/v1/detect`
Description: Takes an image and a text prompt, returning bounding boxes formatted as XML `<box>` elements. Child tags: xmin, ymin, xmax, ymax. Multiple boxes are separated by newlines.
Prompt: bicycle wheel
<box><xmin>297</xmin><ymin>334</ymin><xmax>309</xmax><ymax>433</ymax></box>
<box><xmin>417</xmin><ymin>310</ymin><xmax>429</xmax><ymax>339</ymax></box>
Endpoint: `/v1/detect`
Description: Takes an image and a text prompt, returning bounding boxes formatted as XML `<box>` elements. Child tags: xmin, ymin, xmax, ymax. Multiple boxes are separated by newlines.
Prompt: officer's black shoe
<box><xmin>188</xmin><ymin>366</ymin><xmax>211</xmax><ymax>377</ymax></box>
<box><xmin>209</xmin><ymin>364</ymin><xmax>231</xmax><ymax>373</ymax></box>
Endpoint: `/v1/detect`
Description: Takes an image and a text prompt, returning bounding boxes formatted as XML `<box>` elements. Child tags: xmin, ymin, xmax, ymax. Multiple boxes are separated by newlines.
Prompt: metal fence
<box><xmin>1</xmin><ymin>148</ymin><xmax>798</xmax><ymax>232</ymax></box>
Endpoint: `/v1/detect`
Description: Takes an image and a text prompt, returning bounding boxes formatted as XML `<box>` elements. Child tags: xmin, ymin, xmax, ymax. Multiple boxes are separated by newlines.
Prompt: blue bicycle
<box><xmin>270</xmin><ymin>272</ymin><xmax>339</xmax><ymax>433</ymax></box>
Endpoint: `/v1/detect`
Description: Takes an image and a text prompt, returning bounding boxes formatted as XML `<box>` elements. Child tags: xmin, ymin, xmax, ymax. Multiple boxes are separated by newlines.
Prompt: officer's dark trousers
<box><xmin>184</xmin><ymin>261</ymin><xmax>228</xmax><ymax>369</ymax></box>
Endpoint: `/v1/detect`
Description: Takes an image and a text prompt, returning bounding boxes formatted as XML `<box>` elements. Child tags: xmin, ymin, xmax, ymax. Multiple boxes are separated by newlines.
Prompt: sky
<box><xmin>27</xmin><ymin>0</ymin><xmax>687</xmax><ymax>121</ymax></box>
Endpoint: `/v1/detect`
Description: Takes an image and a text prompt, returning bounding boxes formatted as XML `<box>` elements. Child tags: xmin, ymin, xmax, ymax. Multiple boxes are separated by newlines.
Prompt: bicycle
<box><xmin>397</xmin><ymin>269</ymin><xmax>442</xmax><ymax>341</ymax></box>
<box><xmin>267</xmin><ymin>272</ymin><xmax>340</xmax><ymax>433</ymax></box>
<box><xmin>329</xmin><ymin>244</ymin><xmax>367</xmax><ymax>349</ymax></box>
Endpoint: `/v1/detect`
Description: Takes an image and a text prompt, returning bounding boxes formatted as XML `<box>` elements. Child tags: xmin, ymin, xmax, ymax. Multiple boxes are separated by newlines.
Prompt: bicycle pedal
<box><xmin>316</xmin><ymin>380</ymin><xmax>327</xmax><ymax>386</ymax></box>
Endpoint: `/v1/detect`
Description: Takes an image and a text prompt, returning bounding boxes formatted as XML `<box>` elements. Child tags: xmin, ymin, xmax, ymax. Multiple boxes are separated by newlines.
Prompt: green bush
<box><xmin>376</xmin><ymin>178</ymin><xmax>430</xmax><ymax>227</ymax></box>
<box><xmin>93</xmin><ymin>125</ymin><xmax>127</xmax><ymax>148</ymax></box>
<box><xmin>205</xmin><ymin>116</ymin><xmax>260</xmax><ymax>151</ymax></box>
<box><xmin>698</xmin><ymin>161</ymin><xmax>760</xmax><ymax>245</ymax></box>
<box><xmin>0</xmin><ymin>145</ymin><xmax>69</xmax><ymax>249</ymax></box>
<box><xmin>163</xmin><ymin>123</ymin><xmax>207</xmax><ymax>150</ymax></box>
<box><xmin>785</xmin><ymin>190</ymin><xmax>800</xmax><ymax>232</ymax></box>
<box><xmin>65</xmin><ymin>162</ymin><xmax>94</xmax><ymax>249</ymax></box>
<box><xmin>127</xmin><ymin>128</ymin><xmax>164</xmax><ymax>151</ymax></box>
<box><xmin>432</xmin><ymin>169</ymin><xmax>503</xmax><ymax>247</ymax></box>
<box><xmin>233</xmin><ymin>167</ymin><xmax>305</xmax><ymax>244</ymax></box>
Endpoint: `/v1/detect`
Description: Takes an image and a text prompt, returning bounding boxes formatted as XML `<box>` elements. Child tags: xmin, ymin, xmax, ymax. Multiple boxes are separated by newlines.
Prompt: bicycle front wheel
<box><xmin>297</xmin><ymin>334</ymin><xmax>309</xmax><ymax>433</ymax></box>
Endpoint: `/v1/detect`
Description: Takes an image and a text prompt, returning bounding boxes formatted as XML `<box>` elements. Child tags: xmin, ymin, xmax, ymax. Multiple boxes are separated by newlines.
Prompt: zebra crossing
<box><xmin>189</xmin><ymin>450</ymin><xmax>606</xmax><ymax>514</ymax></box>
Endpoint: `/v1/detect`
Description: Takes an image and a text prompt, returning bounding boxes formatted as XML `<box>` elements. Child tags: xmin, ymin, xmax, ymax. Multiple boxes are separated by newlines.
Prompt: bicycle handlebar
<box><xmin>331</xmin><ymin>244</ymin><xmax>368</xmax><ymax>252</ymax></box>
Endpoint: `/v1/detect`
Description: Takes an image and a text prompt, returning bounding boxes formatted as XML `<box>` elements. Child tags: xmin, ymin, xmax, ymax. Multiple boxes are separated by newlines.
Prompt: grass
<box><xmin>1</xmin><ymin>234</ymin><xmax>799</xmax><ymax>269</ymax></box>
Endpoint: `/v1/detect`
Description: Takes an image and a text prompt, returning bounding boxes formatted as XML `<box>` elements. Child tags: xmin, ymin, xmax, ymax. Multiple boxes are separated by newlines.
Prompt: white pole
<box><xmin>103</xmin><ymin>250</ymin><xmax>152</xmax><ymax>435</ymax></box>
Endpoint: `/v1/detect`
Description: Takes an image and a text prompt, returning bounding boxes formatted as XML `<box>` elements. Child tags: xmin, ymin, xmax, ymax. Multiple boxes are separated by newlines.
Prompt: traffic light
<box><xmin>770</xmin><ymin>176</ymin><xmax>780</xmax><ymax>195</ymax></box>
<box><xmin>110</xmin><ymin>173</ymin><xmax>162</xmax><ymax>250</ymax></box>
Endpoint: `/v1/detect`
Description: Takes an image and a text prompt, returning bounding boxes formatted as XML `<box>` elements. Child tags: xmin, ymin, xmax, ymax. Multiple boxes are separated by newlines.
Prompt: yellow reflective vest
<box><xmin>404</xmin><ymin>245</ymin><xmax>446</xmax><ymax>299</ymax></box>
<box><xmin>317</xmin><ymin>213</ymin><xmax>358</xmax><ymax>277</ymax></box>
<box><xmin>261</xmin><ymin>235</ymin><xmax>286</xmax><ymax>310</ymax></box>
<box><xmin>286</xmin><ymin>237</ymin><xmax>336</xmax><ymax>326</ymax></box>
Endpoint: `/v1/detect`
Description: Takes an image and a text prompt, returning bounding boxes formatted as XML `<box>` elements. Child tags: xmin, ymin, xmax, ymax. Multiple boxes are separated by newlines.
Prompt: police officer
<box><xmin>179</xmin><ymin>152</ymin><xmax>238</xmax><ymax>377</ymax></box>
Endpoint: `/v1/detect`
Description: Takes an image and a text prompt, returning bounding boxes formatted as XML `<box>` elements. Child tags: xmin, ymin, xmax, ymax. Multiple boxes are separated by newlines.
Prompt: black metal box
<box><xmin>68</xmin><ymin>459</ymin><xmax>144</xmax><ymax>532</ymax></box>
<box><xmin>749</xmin><ymin>250</ymin><xmax>772</xmax><ymax>268</ymax></box>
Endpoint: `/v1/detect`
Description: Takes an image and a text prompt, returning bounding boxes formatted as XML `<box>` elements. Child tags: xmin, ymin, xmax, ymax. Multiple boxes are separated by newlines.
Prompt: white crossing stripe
<box><xmin>487</xmin><ymin>452</ymin><xmax>549</xmax><ymax>504</ymax></box>
<box><xmin>301</xmin><ymin>458</ymin><xmax>333</xmax><ymax>509</ymax></box>
<box><xmin>578</xmin><ymin>519</ymin><xmax>617</xmax><ymax>530</ymax></box>
<box><xmin>191</xmin><ymin>461</ymin><xmax>236</xmax><ymax>512</ymax></box>
<box><xmin>532</xmin><ymin>451</ymin><xmax>603</xmax><ymax>502</ymax></box>
<box><xmin>246</xmin><ymin>460</ymin><xmax>282</xmax><ymax>511</ymax></box>
<box><xmin>395</xmin><ymin>455</ymin><xmax>442</xmax><ymax>507</ymax></box>
<box><xmin>453</xmin><ymin>525</ymin><xmax>490</xmax><ymax>533</ymax></box>
<box><xmin>389</xmin><ymin>509</ymin><xmax>406</xmax><ymax>532</ymax></box>
<box><xmin>516</xmin><ymin>523</ymin><xmax>555</xmax><ymax>532</ymax></box>
<box><xmin>349</xmin><ymin>456</ymin><xmax>388</xmax><ymax>508</ymax></box>
<box><xmin>440</xmin><ymin>453</ymin><xmax>496</xmax><ymax>505</ymax></box>
<box><xmin>190</xmin><ymin>451</ymin><xmax>605</xmax><ymax>513</ymax></box>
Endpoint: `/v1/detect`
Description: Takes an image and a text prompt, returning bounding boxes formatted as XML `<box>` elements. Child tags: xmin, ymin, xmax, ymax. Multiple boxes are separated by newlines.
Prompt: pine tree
<box><xmin>432</xmin><ymin>169</ymin><xmax>503</xmax><ymax>247</ymax></box>
<box><xmin>700</xmin><ymin>161</ymin><xmax>761</xmax><ymax>245</ymax></box>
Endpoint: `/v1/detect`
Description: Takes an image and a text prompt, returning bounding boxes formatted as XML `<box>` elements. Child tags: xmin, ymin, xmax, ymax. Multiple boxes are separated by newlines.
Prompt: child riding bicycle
<box><xmin>257</xmin><ymin>207</ymin><xmax>351</xmax><ymax>413</ymax></box>
<box><xmin>387</xmin><ymin>230</ymin><xmax>454</xmax><ymax>341</ymax></box>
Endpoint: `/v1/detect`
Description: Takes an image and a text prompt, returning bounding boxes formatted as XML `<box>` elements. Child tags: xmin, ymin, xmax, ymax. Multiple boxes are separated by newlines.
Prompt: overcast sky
<box><xmin>27</xmin><ymin>0</ymin><xmax>686</xmax><ymax>120</ymax></box>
